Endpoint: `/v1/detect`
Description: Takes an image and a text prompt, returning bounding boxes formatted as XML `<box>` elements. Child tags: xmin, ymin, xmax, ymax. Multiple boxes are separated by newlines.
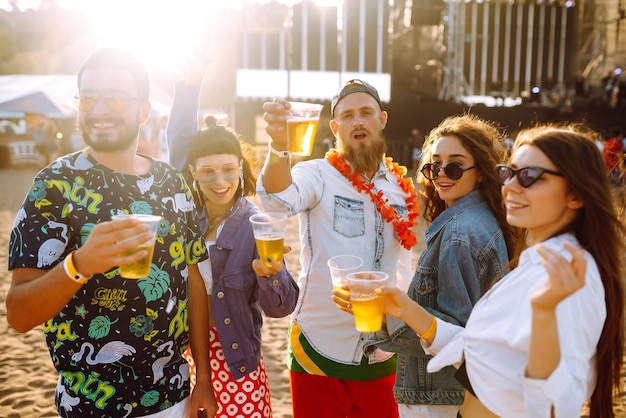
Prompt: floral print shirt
<box><xmin>8</xmin><ymin>150</ymin><xmax>207</xmax><ymax>417</ymax></box>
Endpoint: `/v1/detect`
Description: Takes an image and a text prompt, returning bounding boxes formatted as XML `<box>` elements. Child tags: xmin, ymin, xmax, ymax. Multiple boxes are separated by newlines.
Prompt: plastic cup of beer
<box><xmin>286</xmin><ymin>101</ymin><xmax>324</xmax><ymax>156</ymax></box>
<box><xmin>328</xmin><ymin>255</ymin><xmax>363</xmax><ymax>297</ymax></box>
<box><xmin>346</xmin><ymin>271</ymin><xmax>390</xmax><ymax>332</ymax></box>
<box><xmin>249</xmin><ymin>212</ymin><xmax>287</xmax><ymax>267</ymax></box>
<box><xmin>111</xmin><ymin>214</ymin><xmax>161</xmax><ymax>279</ymax></box>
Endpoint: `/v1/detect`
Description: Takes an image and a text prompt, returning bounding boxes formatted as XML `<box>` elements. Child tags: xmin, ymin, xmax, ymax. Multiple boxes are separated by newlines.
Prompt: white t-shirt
<box><xmin>197</xmin><ymin>239</ymin><xmax>216</xmax><ymax>295</ymax></box>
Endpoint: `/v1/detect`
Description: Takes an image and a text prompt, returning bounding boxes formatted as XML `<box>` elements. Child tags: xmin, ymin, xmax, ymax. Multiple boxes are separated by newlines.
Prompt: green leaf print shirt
<box><xmin>8</xmin><ymin>150</ymin><xmax>207</xmax><ymax>417</ymax></box>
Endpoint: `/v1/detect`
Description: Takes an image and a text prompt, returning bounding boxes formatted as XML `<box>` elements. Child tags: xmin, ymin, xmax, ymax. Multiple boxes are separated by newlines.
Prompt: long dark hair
<box><xmin>514</xmin><ymin>124</ymin><xmax>625</xmax><ymax>418</ymax></box>
<box><xmin>418</xmin><ymin>114</ymin><xmax>520</xmax><ymax>260</ymax></box>
<box><xmin>187</xmin><ymin>124</ymin><xmax>257</xmax><ymax>206</ymax></box>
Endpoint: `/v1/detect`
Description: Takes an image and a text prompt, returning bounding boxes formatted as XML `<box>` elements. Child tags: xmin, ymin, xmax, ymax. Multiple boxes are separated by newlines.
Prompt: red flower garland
<box><xmin>325</xmin><ymin>149</ymin><xmax>419</xmax><ymax>250</ymax></box>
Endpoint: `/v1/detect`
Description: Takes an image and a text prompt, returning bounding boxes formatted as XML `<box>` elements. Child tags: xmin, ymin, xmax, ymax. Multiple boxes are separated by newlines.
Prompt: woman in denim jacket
<box><xmin>167</xmin><ymin>64</ymin><xmax>299</xmax><ymax>417</ymax></box>
<box><xmin>362</xmin><ymin>115</ymin><xmax>519</xmax><ymax>418</ymax></box>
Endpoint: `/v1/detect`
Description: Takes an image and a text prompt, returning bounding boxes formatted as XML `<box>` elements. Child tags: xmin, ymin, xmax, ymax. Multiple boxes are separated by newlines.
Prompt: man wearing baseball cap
<box><xmin>331</xmin><ymin>79</ymin><xmax>383</xmax><ymax>116</ymax></box>
<box><xmin>257</xmin><ymin>80</ymin><xmax>418</xmax><ymax>418</ymax></box>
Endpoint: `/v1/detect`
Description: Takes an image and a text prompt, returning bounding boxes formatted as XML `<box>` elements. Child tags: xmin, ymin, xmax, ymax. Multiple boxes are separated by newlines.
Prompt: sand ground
<box><xmin>0</xmin><ymin>164</ymin><xmax>624</xmax><ymax>417</ymax></box>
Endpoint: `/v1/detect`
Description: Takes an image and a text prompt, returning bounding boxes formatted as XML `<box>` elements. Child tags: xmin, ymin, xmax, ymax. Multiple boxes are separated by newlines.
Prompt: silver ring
<box><xmin>346</xmin><ymin>303</ymin><xmax>351</xmax><ymax>309</ymax></box>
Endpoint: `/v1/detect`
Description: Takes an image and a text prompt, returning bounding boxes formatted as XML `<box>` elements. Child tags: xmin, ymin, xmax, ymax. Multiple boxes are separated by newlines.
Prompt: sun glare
<box><xmin>70</xmin><ymin>0</ymin><xmax>343</xmax><ymax>74</ymax></box>
<box><xmin>1</xmin><ymin>0</ymin><xmax>345</xmax><ymax>74</ymax></box>
<box><xmin>78</xmin><ymin>1</ymin><xmax>230</xmax><ymax>74</ymax></box>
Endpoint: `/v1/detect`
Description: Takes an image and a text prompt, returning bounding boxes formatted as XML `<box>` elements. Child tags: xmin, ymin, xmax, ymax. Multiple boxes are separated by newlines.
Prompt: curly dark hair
<box><xmin>418</xmin><ymin>113</ymin><xmax>519</xmax><ymax>260</ymax></box>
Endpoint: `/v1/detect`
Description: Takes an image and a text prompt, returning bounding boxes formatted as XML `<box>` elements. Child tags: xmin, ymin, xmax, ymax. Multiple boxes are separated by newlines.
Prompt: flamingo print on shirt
<box><xmin>151</xmin><ymin>340</ymin><xmax>175</xmax><ymax>384</ymax></box>
<box><xmin>37</xmin><ymin>219</ymin><xmax>68</xmax><ymax>268</ymax></box>
<box><xmin>71</xmin><ymin>341</ymin><xmax>138</xmax><ymax>383</ymax></box>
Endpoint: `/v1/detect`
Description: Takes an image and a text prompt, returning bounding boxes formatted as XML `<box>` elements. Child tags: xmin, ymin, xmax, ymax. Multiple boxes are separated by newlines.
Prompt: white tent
<box><xmin>0</xmin><ymin>90</ymin><xmax>77</xmax><ymax>117</ymax></box>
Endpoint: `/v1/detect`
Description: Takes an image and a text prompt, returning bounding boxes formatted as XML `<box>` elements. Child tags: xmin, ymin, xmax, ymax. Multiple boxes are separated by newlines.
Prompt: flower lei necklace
<box><xmin>325</xmin><ymin>149</ymin><xmax>419</xmax><ymax>250</ymax></box>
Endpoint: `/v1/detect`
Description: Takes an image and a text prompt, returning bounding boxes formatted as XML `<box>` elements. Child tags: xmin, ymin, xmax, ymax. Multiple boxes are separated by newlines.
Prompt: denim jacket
<box><xmin>364</xmin><ymin>189</ymin><xmax>509</xmax><ymax>405</ymax></box>
<box><xmin>208</xmin><ymin>197</ymin><xmax>299</xmax><ymax>379</ymax></box>
<box><xmin>166</xmin><ymin>81</ymin><xmax>299</xmax><ymax>379</ymax></box>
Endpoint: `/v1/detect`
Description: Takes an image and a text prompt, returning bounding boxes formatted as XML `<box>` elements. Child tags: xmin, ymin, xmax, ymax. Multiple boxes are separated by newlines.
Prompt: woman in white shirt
<box><xmin>375</xmin><ymin>124</ymin><xmax>625</xmax><ymax>418</ymax></box>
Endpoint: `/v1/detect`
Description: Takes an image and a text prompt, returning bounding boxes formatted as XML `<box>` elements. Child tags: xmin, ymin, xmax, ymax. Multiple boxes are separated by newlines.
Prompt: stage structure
<box><xmin>236</xmin><ymin>0</ymin><xmax>391</xmax><ymax>103</ymax></box>
<box><xmin>440</xmin><ymin>0</ymin><xmax>577</xmax><ymax>103</ymax></box>
<box><xmin>236</xmin><ymin>0</ymin><xmax>584</xmax><ymax>106</ymax></box>
<box><xmin>392</xmin><ymin>0</ymin><xmax>577</xmax><ymax>104</ymax></box>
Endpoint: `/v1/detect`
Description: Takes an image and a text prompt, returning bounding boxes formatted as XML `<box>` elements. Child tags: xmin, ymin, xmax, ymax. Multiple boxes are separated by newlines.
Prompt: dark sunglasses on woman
<box><xmin>420</xmin><ymin>162</ymin><xmax>476</xmax><ymax>181</ymax></box>
<box><xmin>496</xmin><ymin>164</ymin><xmax>564</xmax><ymax>188</ymax></box>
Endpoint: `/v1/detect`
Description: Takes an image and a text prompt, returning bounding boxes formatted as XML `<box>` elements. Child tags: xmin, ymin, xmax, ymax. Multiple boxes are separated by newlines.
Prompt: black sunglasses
<box><xmin>496</xmin><ymin>164</ymin><xmax>564</xmax><ymax>188</ymax></box>
<box><xmin>420</xmin><ymin>162</ymin><xmax>476</xmax><ymax>181</ymax></box>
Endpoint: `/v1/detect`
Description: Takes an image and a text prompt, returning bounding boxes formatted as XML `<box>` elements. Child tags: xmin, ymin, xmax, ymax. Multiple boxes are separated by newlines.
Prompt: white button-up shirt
<box><xmin>426</xmin><ymin>234</ymin><xmax>605</xmax><ymax>417</ymax></box>
<box><xmin>257</xmin><ymin>157</ymin><xmax>413</xmax><ymax>364</ymax></box>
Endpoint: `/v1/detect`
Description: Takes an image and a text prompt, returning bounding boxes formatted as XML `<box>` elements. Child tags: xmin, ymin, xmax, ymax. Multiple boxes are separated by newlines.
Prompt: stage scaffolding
<box><xmin>578</xmin><ymin>0</ymin><xmax>626</xmax><ymax>82</ymax></box>
<box><xmin>236</xmin><ymin>0</ymin><xmax>623</xmax><ymax>104</ymax></box>
<box><xmin>436</xmin><ymin>0</ymin><xmax>576</xmax><ymax>103</ymax></box>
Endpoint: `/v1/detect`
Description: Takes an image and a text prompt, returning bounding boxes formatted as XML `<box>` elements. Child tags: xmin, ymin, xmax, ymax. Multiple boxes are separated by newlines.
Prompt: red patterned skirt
<box><xmin>185</xmin><ymin>327</ymin><xmax>273</xmax><ymax>417</ymax></box>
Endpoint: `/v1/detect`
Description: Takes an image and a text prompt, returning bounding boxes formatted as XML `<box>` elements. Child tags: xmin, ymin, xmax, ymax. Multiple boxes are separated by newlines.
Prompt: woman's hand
<box><xmin>332</xmin><ymin>283</ymin><xmax>417</xmax><ymax>318</ymax></box>
<box><xmin>532</xmin><ymin>242</ymin><xmax>587</xmax><ymax>312</ymax></box>
<box><xmin>251</xmin><ymin>245</ymin><xmax>291</xmax><ymax>277</ymax></box>
<box><xmin>376</xmin><ymin>286</ymin><xmax>417</xmax><ymax>321</ymax></box>
<box><xmin>252</xmin><ymin>258</ymin><xmax>283</xmax><ymax>277</ymax></box>
<box><xmin>188</xmin><ymin>382</ymin><xmax>217</xmax><ymax>418</ymax></box>
<box><xmin>377</xmin><ymin>287</ymin><xmax>437</xmax><ymax>343</ymax></box>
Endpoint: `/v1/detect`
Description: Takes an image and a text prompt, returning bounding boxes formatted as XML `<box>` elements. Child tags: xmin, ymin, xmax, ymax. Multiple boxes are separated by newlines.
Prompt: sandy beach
<box><xmin>1</xmin><ymin>163</ymin><xmax>624</xmax><ymax>417</ymax></box>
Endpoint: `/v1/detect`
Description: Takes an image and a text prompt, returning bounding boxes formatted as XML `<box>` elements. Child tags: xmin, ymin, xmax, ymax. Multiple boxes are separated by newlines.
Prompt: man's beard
<box><xmin>80</xmin><ymin>118</ymin><xmax>139</xmax><ymax>153</ymax></box>
<box><xmin>337</xmin><ymin>128</ymin><xmax>387</xmax><ymax>176</ymax></box>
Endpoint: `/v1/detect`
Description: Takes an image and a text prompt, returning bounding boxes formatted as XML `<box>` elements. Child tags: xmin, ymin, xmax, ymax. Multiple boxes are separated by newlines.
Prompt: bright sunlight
<box><xmin>1</xmin><ymin>0</ymin><xmax>344</xmax><ymax>74</ymax></box>
<box><xmin>67</xmin><ymin>0</ymin><xmax>234</xmax><ymax>74</ymax></box>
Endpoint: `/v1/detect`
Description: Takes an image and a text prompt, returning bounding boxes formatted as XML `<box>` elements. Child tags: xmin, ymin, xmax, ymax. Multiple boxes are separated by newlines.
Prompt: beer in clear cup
<box><xmin>249</xmin><ymin>212</ymin><xmax>288</xmax><ymax>267</ymax></box>
<box><xmin>346</xmin><ymin>271</ymin><xmax>389</xmax><ymax>332</ymax></box>
<box><xmin>287</xmin><ymin>101</ymin><xmax>323</xmax><ymax>156</ymax></box>
<box><xmin>328</xmin><ymin>255</ymin><xmax>363</xmax><ymax>297</ymax></box>
<box><xmin>111</xmin><ymin>214</ymin><xmax>161</xmax><ymax>279</ymax></box>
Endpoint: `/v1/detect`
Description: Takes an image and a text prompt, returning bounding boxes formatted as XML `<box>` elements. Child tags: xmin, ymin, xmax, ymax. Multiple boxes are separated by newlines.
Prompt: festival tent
<box><xmin>0</xmin><ymin>90</ymin><xmax>76</xmax><ymax>117</ymax></box>
<box><xmin>0</xmin><ymin>75</ymin><xmax>77</xmax><ymax>117</ymax></box>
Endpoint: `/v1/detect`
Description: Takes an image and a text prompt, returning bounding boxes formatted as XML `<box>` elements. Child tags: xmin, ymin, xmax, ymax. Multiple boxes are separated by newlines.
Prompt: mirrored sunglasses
<box><xmin>74</xmin><ymin>92</ymin><xmax>143</xmax><ymax>113</ymax></box>
<box><xmin>496</xmin><ymin>164</ymin><xmax>564</xmax><ymax>188</ymax></box>
<box><xmin>196</xmin><ymin>163</ymin><xmax>240</xmax><ymax>184</ymax></box>
<box><xmin>420</xmin><ymin>162</ymin><xmax>476</xmax><ymax>181</ymax></box>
